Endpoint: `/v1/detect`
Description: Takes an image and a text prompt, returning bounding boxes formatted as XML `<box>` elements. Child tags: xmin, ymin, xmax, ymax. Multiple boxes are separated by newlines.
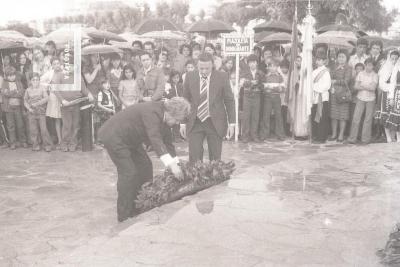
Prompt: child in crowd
<box><xmin>240</xmin><ymin>54</ymin><xmax>264</xmax><ymax>143</ymax></box>
<box><xmin>347</xmin><ymin>58</ymin><xmax>378</xmax><ymax>144</ymax></box>
<box><xmin>108</xmin><ymin>53</ymin><xmax>123</xmax><ymax>112</ymax></box>
<box><xmin>311</xmin><ymin>55</ymin><xmax>332</xmax><ymax>144</ymax></box>
<box><xmin>24</xmin><ymin>73</ymin><xmax>52</xmax><ymax>152</ymax></box>
<box><xmin>182</xmin><ymin>59</ymin><xmax>196</xmax><ymax>84</ymax></box>
<box><xmin>260</xmin><ymin>58</ymin><xmax>285</xmax><ymax>140</ymax></box>
<box><xmin>279</xmin><ymin>59</ymin><xmax>290</xmax><ymax>136</ymax></box>
<box><xmin>95</xmin><ymin>79</ymin><xmax>116</xmax><ymax>143</ymax></box>
<box><xmin>118</xmin><ymin>64</ymin><xmax>141</xmax><ymax>109</ymax></box>
<box><xmin>1</xmin><ymin>67</ymin><xmax>27</xmax><ymax>149</ymax></box>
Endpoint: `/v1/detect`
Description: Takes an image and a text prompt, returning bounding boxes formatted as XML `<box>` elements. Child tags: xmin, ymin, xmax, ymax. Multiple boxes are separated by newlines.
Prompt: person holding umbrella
<box><xmin>98</xmin><ymin>97</ymin><xmax>190</xmax><ymax>222</ymax></box>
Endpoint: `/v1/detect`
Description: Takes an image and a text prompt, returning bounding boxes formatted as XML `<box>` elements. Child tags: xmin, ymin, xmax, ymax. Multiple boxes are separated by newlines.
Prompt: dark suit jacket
<box><xmin>98</xmin><ymin>102</ymin><xmax>176</xmax><ymax>157</ymax></box>
<box><xmin>183</xmin><ymin>70</ymin><xmax>236</xmax><ymax>138</ymax></box>
<box><xmin>136</xmin><ymin>66</ymin><xmax>165</xmax><ymax>101</ymax></box>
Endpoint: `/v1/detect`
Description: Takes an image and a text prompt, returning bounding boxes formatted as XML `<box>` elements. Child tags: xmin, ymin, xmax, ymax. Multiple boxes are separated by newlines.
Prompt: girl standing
<box><xmin>118</xmin><ymin>64</ymin><xmax>141</xmax><ymax>109</ymax></box>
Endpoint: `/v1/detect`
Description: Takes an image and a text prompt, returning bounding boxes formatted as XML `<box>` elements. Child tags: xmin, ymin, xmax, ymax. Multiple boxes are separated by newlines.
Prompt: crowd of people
<box><xmin>0</xmin><ymin>35</ymin><xmax>400</xmax><ymax>152</ymax></box>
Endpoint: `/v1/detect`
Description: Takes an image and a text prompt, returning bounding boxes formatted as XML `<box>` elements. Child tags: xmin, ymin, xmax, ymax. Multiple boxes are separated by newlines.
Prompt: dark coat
<box><xmin>183</xmin><ymin>70</ymin><xmax>236</xmax><ymax>138</ymax></box>
<box><xmin>98</xmin><ymin>101</ymin><xmax>176</xmax><ymax>157</ymax></box>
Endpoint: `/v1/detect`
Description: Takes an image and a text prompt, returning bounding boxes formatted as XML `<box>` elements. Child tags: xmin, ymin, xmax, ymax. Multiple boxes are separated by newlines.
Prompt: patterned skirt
<box><xmin>385</xmin><ymin>86</ymin><xmax>400</xmax><ymax>131</ymax></box>
<box><xmin>374</xmin><ymin>91</ymin><xmax>391</xmax><ymax>125</ymax></box>
<box><xmin>330</xmin><ymin>92</ymin><xmax>350</xmax><ymax>121</ymax></box>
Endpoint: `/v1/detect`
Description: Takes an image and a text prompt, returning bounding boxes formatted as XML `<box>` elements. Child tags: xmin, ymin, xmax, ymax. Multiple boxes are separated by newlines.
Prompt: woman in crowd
<box><xmin>329</xmin><ymin>49</ymin><xmax>352</xmax><ymax>142</ymax></box>
<box><xmin>83</xmin><ymin>54</ymin><xmax>105</xmax><ymax>98</ymax></box>
<box><xmin>174</xmin><ymin>44</ymin><xmax>192</xmax><ymax>74</ymax></box>
<box><xmin>156</xmin><ymin>48</ymin><xmax>172</xmax><ymax>71</ymax></box>
<box><xmin>204</xmin><ymin>43</ymin><xmax>222</xmax><ymax>70</ymax></box>
<box><xmin>32</xmin><ymin>46</ymin><xmax>51</xmax><ymax>77</ymax></box>
<box><xmin>16</xmin><ymin>52</ymin><xmax>31</xmax><ymax>89</ymax></box>
<box><xmin>118</xmin><ymin>64</ymin><xmax>141</xmax><ymax>109</ymax></box>
<box><xmin>44</xmin><ymin>41</ymin><xmax>57</xmax><ymax>67</ymax></box>
<box><xmin>221</xmin><ymin>57</ymin><xmax>235</xmax><ymax>75</ymax></box>
<box><xmin>377</xmin><ymin>50</ymin><xmax>400</xmax><ymax>142</ymax></box>
<box><xmin>107</xmin><ymin>53</ymin><xmax>123</xmax><ymax>112</ymax></box>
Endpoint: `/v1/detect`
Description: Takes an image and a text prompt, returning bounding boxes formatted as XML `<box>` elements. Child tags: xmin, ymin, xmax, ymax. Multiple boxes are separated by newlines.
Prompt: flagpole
<box><xmin>307</xmin><ymin>0</ymin><xmax>313</xmax><ymax>144</ymax></box>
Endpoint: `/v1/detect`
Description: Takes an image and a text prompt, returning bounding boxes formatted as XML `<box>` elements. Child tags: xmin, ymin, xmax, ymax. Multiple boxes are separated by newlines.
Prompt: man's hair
<box><xmin>355</xmin><ymin>62</ymin><xmax>365</xmax><ymax>70</ymax></box>
<box><xmin>197</xmin><ymin>53</ymin><xmax>214</xmax><ymax>63</ymax></box>
<box><xmin>45</xmin><ymin>40</ymin><xmax>57</xmax><ymax>49</ymax></box>
<box><xmin>185</xmin><ymin>59</ymin><xmax>196</xmax><ymax>67</ymax></box>
<box><xmin>140</xmin><ymin>51</ymin><xmax>152</xmax><ymax>60</ymax></box>
<box><xmin>336</xmin><ymin>49</ymin><xmax>349</xmax><ymax>60</ymax></box>
<box><xmin>364</xmin><ymin>57</ymin><xmax>375</xmax><ymax>66</ymax></box>
<box><xmin>179</xmin><ymin>44</ymin><xmax>192</xmax><ymax>55</ymax></box>
<box><xmin>110</xmin><ymin>53</ymin><xmax>121</xmax><ymax>61</ymax></box>
<box><xmin>164</xmin><ymin>97</ymin><xmax>191</xmax><ymax>121</ymax></box>
<box><xmin>143</xmin><ymin>41</ymin><xmax>155</xmax><ymax>49</ymax></box>
<box><xmin>132</xmin><ymin>40</ymin><xmax>143</xmax><ymax>49</ymax></box>
<box><xmin>390</xmin><ymin>50</ymin><xmax>400</xmax><ymax>58</ymax></box>
<box><xmin>370</xmin><ymin>40</ymin><xmax>383</xmax><ymax>50</ymax></box>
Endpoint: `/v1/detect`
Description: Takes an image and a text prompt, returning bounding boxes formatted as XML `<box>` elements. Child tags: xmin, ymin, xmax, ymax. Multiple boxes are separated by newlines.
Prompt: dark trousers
<box><xmin>311</xmin><ymin>101</ymin><xmax>329</xmax><ymax>142</ymax></box>
<box><xmin>281</xmin><ymin>105</ymin><xmax>291</xmax><ymax>136</ymax></box>
<box><xmin>260</xmin><ymin>94</ymin><xmax>285</xmax><ymax>139</ymax></box>
<box><xmin>188</xmin><ymin>118</ymin><xmax>222</xmax><ymax>163</ymax></box>
<box><xmin>80</xmin><ymin>107</ymin><xmax>93</xmax><ymax>152</ymax></box>
<box><xmin>104</xmin><ymin>143</ymin><xmax>152</xmax><ymax>222</ymax></box>
<box><xmin>242</xmin><ymin>93</ymin><xmax>261</xmax><ymax>140</ymax></box>
<box><xmin>0</xmin><ymin>108</ymin><xmax>8</xmax><ymax>144</ymax></box>
<box><xmin>28</xmin><ymin>114</ymin><xmax>53</xmax><ymax>150</ymax></box>
<box><xmin>5</xmin><ymin>107</ymin><xmax>26</xmax><ymax>145</ymax></box>
<box><xmin>60</xmin><ymin>105</ymin><xmax>80</xmax><ymax>150</ymax></box>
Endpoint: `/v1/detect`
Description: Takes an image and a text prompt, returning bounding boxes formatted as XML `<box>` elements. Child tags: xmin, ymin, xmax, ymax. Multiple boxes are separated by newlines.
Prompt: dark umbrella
<box><xmin>253</xmin><ymin>20</ymin><xmax>292</xmax><ymax>33</ymax></box>
<box><xmin>187</xmin><ymin>19</ymin><xmax>235</xmax><ymax>37</ymax></box>
<box><xmin>134</xmin><ymin>18</ymin><xmax>180</xmax><ymax>34</ymax></box>
<box><xmin>316</xmin><ymin>24</ymin><xmax>367</xmax><ymax>37</ymax></box>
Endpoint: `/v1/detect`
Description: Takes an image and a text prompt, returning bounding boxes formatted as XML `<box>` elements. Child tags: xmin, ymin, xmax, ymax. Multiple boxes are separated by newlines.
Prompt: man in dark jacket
<box><xmin>180</xmin><ymin>53</ymin><xmax>236</xmax><ymax>163</ymax></box>
<box><xmin>99</xmin><ymin>97</ymin><xmax>190</xmax><ymax>222</ymax></box>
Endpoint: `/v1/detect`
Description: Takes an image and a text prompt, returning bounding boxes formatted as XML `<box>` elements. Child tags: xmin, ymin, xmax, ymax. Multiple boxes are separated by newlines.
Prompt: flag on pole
<box><xmin>287</xmin><ymin>0</ymin><xmax>299</xmax><ymax>134</ymax></box>
<box><xmin>293</xmin><ymin>11</ymin><xmax>315</xmax><ymax>137</ymax></box>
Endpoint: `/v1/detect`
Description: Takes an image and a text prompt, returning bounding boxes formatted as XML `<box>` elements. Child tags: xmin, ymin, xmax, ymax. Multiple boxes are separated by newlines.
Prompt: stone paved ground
<box><xmin>1</xmin><ymin>140</ymin><xmax>400</xmax><ymax>266</ymax></box>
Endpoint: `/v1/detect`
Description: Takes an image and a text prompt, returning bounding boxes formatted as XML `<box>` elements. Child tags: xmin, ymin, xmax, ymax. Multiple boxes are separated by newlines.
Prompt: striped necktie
<box><xmin>197</xmin><ymin>75</ymin><xmax>209</xmax><ymax>122</ymax></box>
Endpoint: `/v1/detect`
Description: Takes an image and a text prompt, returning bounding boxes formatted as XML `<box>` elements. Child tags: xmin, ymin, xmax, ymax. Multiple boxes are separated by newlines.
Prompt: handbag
<box><xmin>334</xmin><ymin>82</ymin><xmax>352</xmax><ymax>104</ymax></box>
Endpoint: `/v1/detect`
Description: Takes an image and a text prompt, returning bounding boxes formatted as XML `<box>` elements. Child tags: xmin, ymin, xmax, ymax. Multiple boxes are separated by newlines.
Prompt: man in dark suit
<box><xmin>180</xmin><ymin>53</ymin><xmax>236</xmax><ymax>163</ymax></box>
<box><xmin>99</xmin><ymin>98</ymin><xmax>191</xmax><ymax>222</ymax></box>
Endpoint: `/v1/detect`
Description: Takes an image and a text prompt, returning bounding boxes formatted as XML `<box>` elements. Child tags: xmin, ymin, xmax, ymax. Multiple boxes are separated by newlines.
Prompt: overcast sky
<box><xmin>0</xmin><ymin>0</ymin><xmax>398</xmax><ymax>27</ymax></box>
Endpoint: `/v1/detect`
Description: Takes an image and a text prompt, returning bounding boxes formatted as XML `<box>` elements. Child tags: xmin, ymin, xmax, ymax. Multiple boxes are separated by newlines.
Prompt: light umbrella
<box><xmin>82</xmin><ymin>44</ymin><xmax>123</xmax><ymax>56</ymax></box>
<box><xmin>316</xmin><ymin>24</ymin><xmax>367</xmax><ymax>37</ymax></box>
<box><xmin>134</xmin><ymin>18</ymin><xmax>180</xmax><ymax>34</ymax></box>
<box><xmin>259</xmin><ymin>32</ymin><xmax>292</xmax><ymax>44</ymax></box>
<box><xmin>314</xmin><ymin>31</ymin><xmax>357</xmax><ymax>48</ymax></box>
<box><xmin>42</xmin><ymin>26</ymin><xmax>91</xmax><ymax>47</ymax></box>
<box><xmin>84</xmin><ymin>28</ymin><xmax>126</xmax><ymax>43</ymax></box>
<box><xmin>253</xmin><ymin>20</ymin><xmax>292</xmax><ymax>33</ymax></box>
<box><xmin>187</xmin><ymin>19</ymin><xmax>235</xmax><ymax>39</ymax></box>
<box><xmin>0</xmin><ymin>30</ymin><xmax>29</xmax><ymax>43</ymax></box>
<box><xmin>141</xmin><ymin>30</ymin><xmax>186</xmax><ymax>41</ymax></box>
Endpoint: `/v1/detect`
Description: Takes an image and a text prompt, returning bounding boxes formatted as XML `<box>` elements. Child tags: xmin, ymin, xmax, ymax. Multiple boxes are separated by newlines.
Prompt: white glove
<box><xmin>180</xmin><ymin>124</ymin><xmax>186</xmax><ymax>139</ymax></box>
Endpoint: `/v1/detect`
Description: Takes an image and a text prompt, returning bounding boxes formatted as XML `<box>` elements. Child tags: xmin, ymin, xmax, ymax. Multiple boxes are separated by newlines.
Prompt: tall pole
<box><xmin>235</xmin><ymin>54</ymin><xmax>240</xmax><ymax>142</ymax></box>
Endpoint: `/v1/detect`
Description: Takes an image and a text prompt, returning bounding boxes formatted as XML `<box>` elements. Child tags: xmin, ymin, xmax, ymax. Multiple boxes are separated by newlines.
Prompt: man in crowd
<box><xmin>180</xmin><ymin>53</ymin><xmax>236</xmax><ymax>163</ymax></box>
<box><xmin>136</xmin><ymin>52</ymin><xmax>165</xmax><ymax>102</ymax></box>
<box><xmin>349</xmin><ymin>37</ymin><xmax>369</xmax><ymax>69</ymax></box>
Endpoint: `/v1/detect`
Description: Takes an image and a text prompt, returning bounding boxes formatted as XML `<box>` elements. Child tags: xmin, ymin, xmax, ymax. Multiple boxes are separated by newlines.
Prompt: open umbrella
<box><xmin>253</xmin><ymin>20</ymin><xmax>292</xmax><ymax>33</ymax></box>
<box><xmin>82</xmin><ymin>44</ymin><xmax>123</xmax><ymax>56</ymax></box>
<box><xmin>187</xmin><ymin>19</ymin><xmax>235</xmax><ymax>35</ymax></box>
<box><xmin>314</xmin><ymin>30</ymin><xmax>357</xmax><ymax>48</ymax></box>
<box><xmin>110</xmin><ymin>42</ymin><xmax>145</xmax><ymax>56</ymax></box>
<box><xmin>42</xmin><ymin>26</ymin><xmax>91</xmax><ymax>47</ymax></box>
<box><xmin>134</xmin><ymin>18</ymin><xmax>180</xmax><ymax>34</ymax></box>
<box><xmin>84</xmin><ymin>28</ymin><xmax>126</xmax><ymax>43</ymax></box>
<box><xmin>254</xmin><ymin>31</ymin><xmax>274</xmax><ymax>42</ymax></box>
<box><xmin>259</xmin><ymin>32</ymin><xmax>292</xmax><ymax>44</ymax></box>
<box><xmin>0</xmin><ymin>30</ymin><xmax>30</xmax><ymax>43</ymax></box>
<box><xmin>141</xmin><ymin>30</ymin><xmax>186</xmax><ymax>41</ymax></box>
<box><xmin>316</xmin><ymin>24</ymin><xmax>367</xmax><ymax>37</ymax></box>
